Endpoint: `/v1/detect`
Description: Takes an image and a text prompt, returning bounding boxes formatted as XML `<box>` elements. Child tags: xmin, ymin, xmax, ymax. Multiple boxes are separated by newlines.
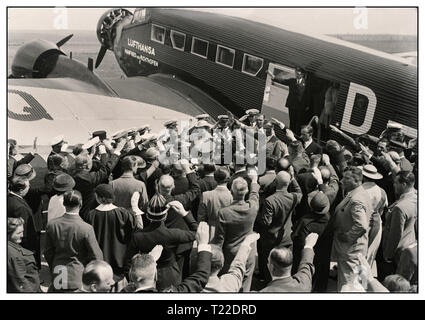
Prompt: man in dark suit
<box><xmin>198</xmin><ymin>164</ymin><xmax>218</xmax><ymax>192</ymax></box>
<box><xmin>227</xmin><ymin>163</ymin><xmax>252</xmax><ymax>191</ymax></box>
<box><xmin>257</xmin><ymin>171</ymin><xmax>302</xmax><ymax>282</ymax></box>
<box><xmin>7</xmin><ymin>177</ymin><xmax>38</xmax><ymax>252</ymax></box>
<box><xmin>259</xmin><ymin>233</ymin><xmax>318</xmax><ymax>292</ymax></box>
<box><xmin>44</xmin><ymin>190</ymin><xmax>103</xmax><ymax>292</ymax></box>
<box><xmin>270</xmin><ymin>67</ymin><xmax>312</xmax><ymax>136</ymax></box>
<box><xmin>73</xmin><ymin>139</ymin><xmax>124</xmax><ymax>220</ymax></box>
<box><xmin>124</xmin><ymin>198</ymin><xmax>199</xmax><ymax>291</ymax></box>
<box><xmin>123</xmin><ymin>222</ymin><xmax>212</xmax><ymax>293</ymax></box>
<box><xmin>300</xmin><ymin>125</ymin><xmax>322</xmax><ymax>157</ymax></box>
<box><xmin>8</xmin><ymin>139</ymin><xmax>35</xmax><ymax>179</ymax></box>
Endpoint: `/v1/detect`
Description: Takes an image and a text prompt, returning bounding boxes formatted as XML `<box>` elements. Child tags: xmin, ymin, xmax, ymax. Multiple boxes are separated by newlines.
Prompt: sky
<box><xmin>7</xmin><ymin>7</ymin><xmax>417</xmax><ymax>35</ymax></box>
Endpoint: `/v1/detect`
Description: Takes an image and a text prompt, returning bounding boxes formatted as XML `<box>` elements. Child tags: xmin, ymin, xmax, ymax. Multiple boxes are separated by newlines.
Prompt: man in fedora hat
<box><xmin>47</xmin><ymin>173</ymin><xmax>75</xmax><ymax>222</ymax></box>
<box><xmin>291</xmin><ymin>190</ymin><xmax>330</xmax><ymax>273</ymax></box>
<box><xmin>360</xmin><ymin>164</ymin><xmax>388</xmax><ymax>267</ymax></box>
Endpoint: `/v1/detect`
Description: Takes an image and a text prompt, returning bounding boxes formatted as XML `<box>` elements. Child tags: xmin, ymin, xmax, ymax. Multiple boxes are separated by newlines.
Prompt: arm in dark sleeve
<box><xmin>289</xmin><ymin>179</ymin><xmax>303</xmax><ymax>206</ymax></box>
<box><xmin>174</xmin><ymin>250</ymin><xmax>212</xmax><ymax>292</ymax></box>
<box><xmin>16</xmin><ymin>153</ymin><xmax>35</xmax><ymax>167</ymax></box>
<box><xmin>173</xmin><ymin>172</ymin><xmax>201</xmax><ymax>210</ymax></box>
<box><xmin>292</xmin><ymin>247</ymin><xmax>315</xmax><ymax>291</ymax></box>
<box><xmin>43</xmin><ymin>227</ymin><xmax>55</xmax><ymax>272</ymax></box>
<box><xmin>89</xmin><ymin>153</ymin><xmax>120</xmax><ymax>186</ymax></box>
<box><xmin>259</xmin><ymin>198</ymin><xmax>274</xmax><ymax>227</ymax></box>
<box><xmin>85</xmin><ymin>227</ymin><xmax>104</xmax><ymax>261</ymax></box>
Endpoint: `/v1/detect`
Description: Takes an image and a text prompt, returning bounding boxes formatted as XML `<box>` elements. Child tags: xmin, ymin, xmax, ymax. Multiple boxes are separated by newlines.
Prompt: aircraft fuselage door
<box><xmin>261</xmin><ymin>63</ymin><xmax>295</xmax><ymax>125</ymax></box>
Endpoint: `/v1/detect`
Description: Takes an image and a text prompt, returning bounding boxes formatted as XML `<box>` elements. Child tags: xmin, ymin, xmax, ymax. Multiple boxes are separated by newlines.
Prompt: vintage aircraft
<box><xmin>8</xmin><ymin>8</ymin><xmax>417</xmax><ymax>158</ymax></box>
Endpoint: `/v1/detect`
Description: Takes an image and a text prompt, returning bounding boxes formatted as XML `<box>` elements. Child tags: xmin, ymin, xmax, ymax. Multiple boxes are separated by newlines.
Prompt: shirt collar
<box><xmin>9</xmin><ymin>191</ymin><xmax>23</xmax><ymax>199</ymax></box>
<box><xmin>96</xmin><ymin>204</ymin><xmax>118</xmax><ymax>211</ymax></box>
<box><xmin>134</xmin><ymin>284</ymin><xmax>156</xmax><ymax>292</ymax></box>
<box><xmin>304</xmin><ymin>138</ymin><xmax>313</xmax><ymax>149</ymax></box>
<box><xmin>65</xmin><ymin>211</ymin><xmax>80</xmax><ymax>216</ymax></box>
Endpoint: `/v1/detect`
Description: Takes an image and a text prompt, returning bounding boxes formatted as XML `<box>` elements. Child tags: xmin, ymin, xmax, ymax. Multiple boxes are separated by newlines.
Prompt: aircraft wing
<box><xmin>8</xmin><ymin>81</ymin><xmax>203</xmax><ymax>150</ymax></box>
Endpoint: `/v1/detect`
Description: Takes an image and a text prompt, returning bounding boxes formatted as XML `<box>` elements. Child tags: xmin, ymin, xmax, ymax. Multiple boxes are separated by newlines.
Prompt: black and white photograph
<box><xmin>5</xmin><ymin>3</ymin><xmax>419</xmax><ymax>301</ymax></box>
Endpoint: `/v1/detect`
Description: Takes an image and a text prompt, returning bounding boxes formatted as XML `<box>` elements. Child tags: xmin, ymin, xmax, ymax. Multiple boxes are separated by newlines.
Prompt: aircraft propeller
<box><xmin>56</xmin><ymin>34</ymin><xmax>74</xmax><ymax>47</ymax></box>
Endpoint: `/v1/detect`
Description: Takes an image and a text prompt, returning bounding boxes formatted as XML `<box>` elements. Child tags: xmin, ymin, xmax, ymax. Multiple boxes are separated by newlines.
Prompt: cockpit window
<box><xmin>191</xmin><ymin>37</ymin><xmax>209</xmax><ymax>58</ymax></box>
<box><xmin>151</xmin><ymin>24</ymin><xmax>166</xmax><ymax>44</ymax></box>
<box><xmin>216</xmin><ymin>45</ymin><xmax>235</xmax><ymax>68</ymax></box>
<box><xmin>133</xmin><ymin>9</ymin><xmax>147</xmax><ymax>23</ymax></box>
<box><xmin>171</xmin><ymin>30</ymin><xmax>186</xmax><ymax>51</ymax></box>
<box><xmin>242</xmin><ymin>54</ymin><xmax>264</xmax><ymax>76</ymax></box>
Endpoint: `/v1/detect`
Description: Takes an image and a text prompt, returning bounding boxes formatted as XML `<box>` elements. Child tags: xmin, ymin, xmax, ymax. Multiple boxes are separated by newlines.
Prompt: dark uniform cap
<box><xmin>164</xmin><ymin>120</ymin><xmax>178</xmax><ymax>128</ymax></box>
<box><xmin>92</xmin><ymin>130</ymin><xmax>107</xmax><ymax>141</ymax></box>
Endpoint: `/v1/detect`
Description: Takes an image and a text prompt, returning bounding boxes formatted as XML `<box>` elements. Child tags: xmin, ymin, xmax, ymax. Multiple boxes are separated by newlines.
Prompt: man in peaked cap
<box><xmin>270</xmin><ymin>66</ymin><xmax>311</xmax><ymax>135</ymax></box>
<box><xmin>239</xmin><ymin>109</ymin><xmax>260</xmax><ymax>128</ymax></box>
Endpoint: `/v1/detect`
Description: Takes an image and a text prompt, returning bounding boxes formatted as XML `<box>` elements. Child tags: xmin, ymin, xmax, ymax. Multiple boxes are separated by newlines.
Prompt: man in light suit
<box><xmin>212</xmin><ymin>171</ymin><xmax>260</xmax><ymax>292</ymax></box>
<box><xmin>197</xmin><ymin>167</ymin><xmax>233</xmax><ymax>241</ymax></box>
<box><xmin>257</xmin><ymin>171</ymin><xmax>302</xmax><ymax>282</ymax></box>
<box><xmin>110</xmin><ymin>155</ymin><xmax>149</xmax><ymax>212</ymax></box>
<box><xmin>331</xmin><ymin>166</ymin><xmax>373</xmax><ymax>291</ymax></box>
<box><xmin>260</xmin><ymin>233</ymin><xmax>318</xmax><ymax>292</ymax></box>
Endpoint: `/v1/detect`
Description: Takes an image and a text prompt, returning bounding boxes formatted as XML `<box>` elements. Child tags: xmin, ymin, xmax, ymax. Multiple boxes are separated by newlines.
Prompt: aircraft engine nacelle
<box><xmin>95</xmin><ymin>8</ymin><xmax>133</xmax><ymax>68</ymax></box>
<box><xmin>10</xmin><ymin>40</ymin><xmax>65</xmax><ymax>78</ymax></box>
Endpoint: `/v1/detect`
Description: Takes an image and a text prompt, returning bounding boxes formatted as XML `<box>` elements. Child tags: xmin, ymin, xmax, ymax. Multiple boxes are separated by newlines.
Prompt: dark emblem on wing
<box><xmin>8</xmin><ymin>89</ymin><xmax>53</xmax><ymax>121</ymax></box>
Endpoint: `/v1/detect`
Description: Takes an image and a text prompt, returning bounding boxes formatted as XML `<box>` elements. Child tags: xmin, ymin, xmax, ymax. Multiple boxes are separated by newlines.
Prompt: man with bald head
<box><xmin>260</xmin><ymin>233</ymin><xmax>319</xmax><ymax>292</ymax></box>
<box><xmin>79</xmin><ymin>260</ymin><xmax>115</xmax><ymax>292</ymax></box>
<box><xmin>212</xmin><ymin>171</ymin><xmax>260</xmax><ymax>292</ymax></box>
<box><xmin>154</xmin><ymin>161</ymin><xmax>202</xmax><ymax>279</ymax></box>
<box><xmin>257</xmin><ymin>170</ymin><xmax>302</xmax><ymax>283</ymax></box>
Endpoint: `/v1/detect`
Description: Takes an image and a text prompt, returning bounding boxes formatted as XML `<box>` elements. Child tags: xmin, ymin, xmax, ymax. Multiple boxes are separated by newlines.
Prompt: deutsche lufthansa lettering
<box><xmin>127</xmin><ymin>38</ymin><xmax>156</xmax><ymax>56</ymax></box>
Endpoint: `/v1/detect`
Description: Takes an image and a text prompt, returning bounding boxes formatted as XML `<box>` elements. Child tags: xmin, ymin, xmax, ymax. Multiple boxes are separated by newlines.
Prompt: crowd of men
<box><xmin>7</xmin><ymin>105</ymin><xmax>418</xmax><ymax>293</ymax></box>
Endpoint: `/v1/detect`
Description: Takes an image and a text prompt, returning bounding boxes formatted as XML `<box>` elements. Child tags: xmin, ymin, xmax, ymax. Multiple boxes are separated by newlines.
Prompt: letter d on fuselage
<box><xmin>340</xmin><ymin>82</ymin><xmax>377</xmax><ymax>135</ymax></box>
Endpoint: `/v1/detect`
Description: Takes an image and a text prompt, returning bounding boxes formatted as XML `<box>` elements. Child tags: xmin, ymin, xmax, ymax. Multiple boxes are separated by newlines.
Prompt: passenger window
<box><xmin>171</xmin><ymin>30</ymin><xmax>186</xmax><ymax>51</ymax></box>
<box><xmin>151</xmin><ymin>24</ymin><xmax>165</xmax><ymax>44</ymax></box>
<box><xmin>242</xmin><ymin>54</ymin><xmax>264</xmax><ymax>76</ymax></box>
<box><xmin>191</xmin><ymin>37</ymin><xmax>209</xmax><ymax>58</ymax></box>
<box><xmin>216</xmin><ymin>45</ymin><xmax>235</xmax><ymax>68</ymax></box>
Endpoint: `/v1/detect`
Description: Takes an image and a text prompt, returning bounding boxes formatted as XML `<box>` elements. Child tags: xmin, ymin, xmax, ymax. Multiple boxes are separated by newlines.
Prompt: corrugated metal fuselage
<box><xmin>115</xmin><ymin>9</ymin><xmax>417</xmax><ymax>139</ymax></box>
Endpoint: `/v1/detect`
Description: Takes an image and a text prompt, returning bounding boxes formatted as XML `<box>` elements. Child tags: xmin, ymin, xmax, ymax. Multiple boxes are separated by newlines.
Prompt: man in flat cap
<box><xmin>239</xmin><ymin>109</ymin><xmax>260</xmax><ymax>128</ymax></box>
<box><xmin>269</xmin><ymin>66</ymin><xmax>312</xmax><ymax>136</ymax></box>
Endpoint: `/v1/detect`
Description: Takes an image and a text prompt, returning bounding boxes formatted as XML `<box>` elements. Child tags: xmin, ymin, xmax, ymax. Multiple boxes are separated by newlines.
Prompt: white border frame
<box><xmin>215</xmin><ymin>44</ymin><xmax>235</xmax><ymax>69</ymax></box>
<box><xmin>191</xmin><ymin>36</ymin><xmax>209</xmax><ymax>58</ymax></box>
<box><xmin>170</xmin><ymin>29</ymin><xmax>186</xmax><ymax>51</ymax></box>
<box><xmin>150</xmin><ymin>24</ymin><xmax>166</xmax><ymax>44</ymax></box>
<box><xmin>242</xmin><ymin>53</ymin><xmax>264</xmax><ymax>76</ymax></box>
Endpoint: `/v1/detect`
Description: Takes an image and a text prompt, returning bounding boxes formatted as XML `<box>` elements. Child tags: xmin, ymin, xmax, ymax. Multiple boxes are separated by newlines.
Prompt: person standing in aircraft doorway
<box><xmin>269</xmin><ymin>67</ymin><xmax>312</xmax><ymax>136</ymax></box>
